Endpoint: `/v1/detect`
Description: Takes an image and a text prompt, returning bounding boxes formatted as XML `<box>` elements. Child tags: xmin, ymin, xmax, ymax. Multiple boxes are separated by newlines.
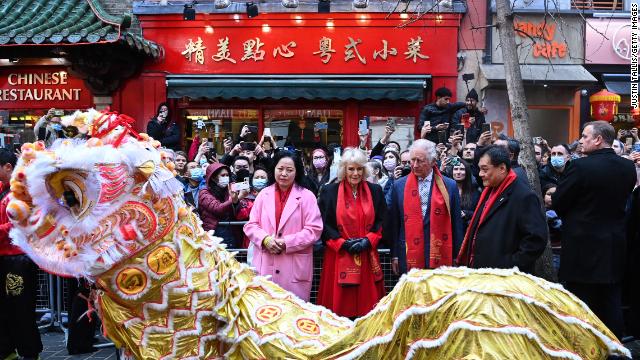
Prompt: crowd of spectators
<box><xmin>2</xmin><ymin>89</ymin><xmax>640</xmax><ymax>359</ymax></box>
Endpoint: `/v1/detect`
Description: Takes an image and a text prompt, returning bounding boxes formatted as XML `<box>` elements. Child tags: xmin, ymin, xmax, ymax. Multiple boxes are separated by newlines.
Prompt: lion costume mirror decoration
<box><xmin>7</xmin><ymin>110</ymin><xmax>630</xmax><ymax>359</ymax></box>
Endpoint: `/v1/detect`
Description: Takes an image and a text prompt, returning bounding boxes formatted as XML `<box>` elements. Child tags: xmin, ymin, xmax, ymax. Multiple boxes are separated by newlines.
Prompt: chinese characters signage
<box><xmin>141</xmin><ymin>17</ymin><xmax>458</xmax><ymax>75</ymax></box>
<box><xmin>180</xmin><ymin>35</ymin><xmax>431</xmax><ymax>66</ymax></box>
<box><xmin>491</xmin><ymin>14</ymin><xmax>585</xmax><ymax>65</ymax></box>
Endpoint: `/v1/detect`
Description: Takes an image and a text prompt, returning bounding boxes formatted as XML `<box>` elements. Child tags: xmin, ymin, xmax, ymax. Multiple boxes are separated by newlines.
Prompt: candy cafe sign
<box><xmin>514</xmin><ymin>20</ymin><xmax>566</xmax><ymax>59</ymax></box>
<box><xmin>0</xmin><ymin>68</ymin><xmax>92</xmax><ymax>109</ymax></box>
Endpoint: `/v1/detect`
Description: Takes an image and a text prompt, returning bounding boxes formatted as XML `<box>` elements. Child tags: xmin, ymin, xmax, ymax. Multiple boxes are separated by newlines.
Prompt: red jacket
<box><xmin>0</xmin><ymin>183</ymin><xmax>23</xmax><ymax>256</ymax></box>
<box><xmin>198</xmin><ymin>163</ymin><xmax>234</xmax><ymax>231</ymax></box>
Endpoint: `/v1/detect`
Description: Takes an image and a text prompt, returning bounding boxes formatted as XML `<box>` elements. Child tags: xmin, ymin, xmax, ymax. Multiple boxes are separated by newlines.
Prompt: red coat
<box><xmin>317</xmin><ymin>182</ymin><xmax>386</xmax><ymax>317</ymax></box>
<box><xmin>0</xmin><ymin>183</ymin><xmax>22</xmax><ymax>256</ymax></box>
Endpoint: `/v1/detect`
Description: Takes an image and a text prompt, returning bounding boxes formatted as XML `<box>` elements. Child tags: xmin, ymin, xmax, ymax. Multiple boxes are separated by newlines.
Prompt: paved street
<box><xmin>40</xmin><ymin>332</ymin><xmax>115</xmax><ymax>360</ymax></box>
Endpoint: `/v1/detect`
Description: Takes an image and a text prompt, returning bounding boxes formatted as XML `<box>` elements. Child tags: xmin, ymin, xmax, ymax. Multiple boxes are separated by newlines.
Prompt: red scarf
<box><xmin>403</xmin><ymin>167</ymin><xmax>453</xmax><ymax>270</ymax></box>
<box><xmin>336</xmin><ymin>180</ymin><xmax>383</xmax><ymax>285</ymax></box>
<box><xmin>274</xmin><ymin>185</ymin><xmax>292</xmax><ymax>231</ymax></box>
<box><xmin>457</xmin><ymin>170</ymin><xmax>517</xmax><ymax>267</ymax></box>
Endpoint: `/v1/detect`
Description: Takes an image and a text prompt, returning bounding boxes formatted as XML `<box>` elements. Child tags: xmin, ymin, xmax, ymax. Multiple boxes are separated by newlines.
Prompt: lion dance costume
<box><xmin>6</xmin><ymin>110</ymin><xmax>631</xmax><ymax>359</ymax></box>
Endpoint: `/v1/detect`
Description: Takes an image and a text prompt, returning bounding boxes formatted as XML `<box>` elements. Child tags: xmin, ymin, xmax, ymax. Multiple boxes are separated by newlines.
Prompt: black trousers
<box><xmin>565</xmin><ymin>282</ymin><xmax>625</xmax><ymax>340</ymax></box>
<box><xmin>0</xmin><ymin>254</ymin><xmax>43</xmax><ymax>358</ymax></box>
<box><xmin>66</xmin><ymin>278</ymin><xmax>97</xmax><ymax>354</ymax></box>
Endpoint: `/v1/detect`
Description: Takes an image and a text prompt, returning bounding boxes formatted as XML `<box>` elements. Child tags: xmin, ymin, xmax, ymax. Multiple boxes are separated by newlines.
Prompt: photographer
<box><xmin>34</xmin><ymin>108</ymin><xmax>65</xmax><ymax>147</ymax></box>
<box><xmin>452</xmin><ymin>89</ymin><xmax>486</xmax><ymax>144</ymax></box>
<box><xmin>146</xmin><ymin>102</ymin><xmax>180</xmax><ymax>151</ymax></box>
<box><xmin>418</xmin><ymin>87</ymin><xmax>466</xmax><ymax>144</ymax></box>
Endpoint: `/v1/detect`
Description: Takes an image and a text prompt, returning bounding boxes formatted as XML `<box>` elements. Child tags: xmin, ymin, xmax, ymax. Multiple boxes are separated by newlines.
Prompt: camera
<box><xmin>231</xmin><ymin>178</ymin><xmax>251</xmax><ymax>192</ymax></box>
<box><xmin>450</xmin><ymin>156</ymin><xmax>461</xmax><ymax>166</ymax></box>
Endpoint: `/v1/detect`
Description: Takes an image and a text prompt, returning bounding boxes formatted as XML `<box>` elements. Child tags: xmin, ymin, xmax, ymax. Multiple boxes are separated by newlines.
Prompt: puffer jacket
<box><xmin>198</xmin><ymin>163</ymin><xmax>234</xmax><ymax>231</ymax></box>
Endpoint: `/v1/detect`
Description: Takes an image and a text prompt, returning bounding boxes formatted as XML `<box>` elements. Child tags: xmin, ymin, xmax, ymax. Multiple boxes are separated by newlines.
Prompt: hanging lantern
<box><xmin>631</xmin><ymin>107</ymin><xmax>640</xmax><ymax>127</ymax></box>
<box><xmin>589</xmin><ymin>89</ymin><xmax>621</xmax><ymax>122</ymax></box>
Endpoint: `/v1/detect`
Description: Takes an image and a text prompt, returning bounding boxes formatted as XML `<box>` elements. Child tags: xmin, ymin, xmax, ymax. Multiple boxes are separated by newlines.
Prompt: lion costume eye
<box><xmin>46</xmin><ymin>170</ymin><xmax>92</xmax><ymax>219</ymax></box>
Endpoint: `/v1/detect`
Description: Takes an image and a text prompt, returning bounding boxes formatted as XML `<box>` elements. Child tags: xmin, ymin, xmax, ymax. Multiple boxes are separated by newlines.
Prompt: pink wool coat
<box><xmin>243</xmin><ymin>184</ymin><xmax>323</xmax><ymax>301</ymax></box>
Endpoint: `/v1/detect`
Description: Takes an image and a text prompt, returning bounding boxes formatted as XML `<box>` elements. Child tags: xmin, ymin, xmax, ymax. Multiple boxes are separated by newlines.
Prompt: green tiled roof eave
<box><xmin>0</xmin><ymin>0</ymin><xmax>161</xmax><ymax>59</ymax></box>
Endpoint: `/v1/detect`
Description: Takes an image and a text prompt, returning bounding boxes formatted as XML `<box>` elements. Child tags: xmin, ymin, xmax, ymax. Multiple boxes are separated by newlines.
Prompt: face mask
<box><xmin>199</xmin><ymin>158</ymin><xmax>208</xmax><ymax>167</ymax></box>
<box><xmin>217</xmin><ymin>175</ymin><xmax>230</xmax><ymax>187</ymax></box>
<box><xmin>190</xmin><ymin>168</ymin><xmax>204</xmax><ymax>181</ymax></box>
<box><xmin>51</xmin><ymin>123</ymin><xmax>63</xmax><ymax>131</ymax></box>
<box><xmin>383</xmin><ymin>159</ymin><xmax>397</xmax><ymax>171</ymax></box>
<box><xmin>313</xmin><ymin>158</ymin><xmax>327</xmax><ymax>169</ymax></box>
<box><xmin>550</xmin><ymin>156</ymin><xmax>565</xmax><ymax>169</ymax></box>
<box><xmin>253</xmin><ymin>178</ymin><xmax>268</xmax><ymax>190</ymax></box>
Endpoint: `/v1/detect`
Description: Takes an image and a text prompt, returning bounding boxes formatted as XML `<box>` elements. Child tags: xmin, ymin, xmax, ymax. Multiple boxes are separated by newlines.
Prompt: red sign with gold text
<box><xmin>0</xmin><ymin>67</ymin><xmax>92</xmax><ymax>110</ymax></box>
<box><xmin>140</xmin><ymin>13</ymin><xmax>459</xmax><ymax>76</ymax></box>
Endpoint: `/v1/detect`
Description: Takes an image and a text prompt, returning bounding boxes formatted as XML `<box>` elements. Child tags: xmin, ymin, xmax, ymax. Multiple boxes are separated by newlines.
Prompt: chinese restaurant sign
<box><xmin>140</xmin><ymin>14</ymin><xmax>459</xmax><ymax>75</ymax></box>
<box><xmin>0</xmin><ymin>67</ymin><xmax>92</xmax><ymax>109</ymax></box>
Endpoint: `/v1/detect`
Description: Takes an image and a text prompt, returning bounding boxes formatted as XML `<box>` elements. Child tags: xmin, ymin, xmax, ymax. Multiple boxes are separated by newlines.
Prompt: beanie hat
<box><xmin>466</xmin><ymin>89</ymin><xmax>479</xmax><ymax>101</ymax></box>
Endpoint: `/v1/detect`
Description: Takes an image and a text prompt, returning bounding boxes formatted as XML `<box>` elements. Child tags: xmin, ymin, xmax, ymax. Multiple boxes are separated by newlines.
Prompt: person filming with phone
<box><xmin>419</xmin><ymin>87</ymin><xmax>466</xmax><ymax>144</ymax></box>
<box><xmin>452</xmin><ymin>89</ymin><xmax>486</xmax><ymax>144</ymax></box>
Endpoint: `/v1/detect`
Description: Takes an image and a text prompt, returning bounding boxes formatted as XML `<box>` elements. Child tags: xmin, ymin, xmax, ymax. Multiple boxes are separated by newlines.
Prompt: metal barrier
<box><xmin>34</xmin><ymin>219</ymin><xmax>401</xmax><ymax>352</ymax></box>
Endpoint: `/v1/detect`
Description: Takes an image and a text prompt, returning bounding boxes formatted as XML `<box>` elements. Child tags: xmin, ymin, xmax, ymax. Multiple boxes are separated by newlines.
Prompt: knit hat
<box><xmin>466</xmin><ymin>89</ymin><xmax>479</xmax><ymax>101</ymax></box>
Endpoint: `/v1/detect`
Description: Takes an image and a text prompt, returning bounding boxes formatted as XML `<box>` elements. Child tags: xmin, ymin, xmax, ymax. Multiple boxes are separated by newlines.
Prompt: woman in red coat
<box><xmin>317</xmin><ymin>148</ymin><xmax>387</xmax><ymax>318</ymax></box>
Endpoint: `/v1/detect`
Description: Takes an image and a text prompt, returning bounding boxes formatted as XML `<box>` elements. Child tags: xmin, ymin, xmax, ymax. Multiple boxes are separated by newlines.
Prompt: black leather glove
<box><xmin>347</xmin><ymin>237</ymin><xmax>371</xmax><ymax>254</ymax></box>
<box><xmin>341</xmin><ymin>238</ymin><xmax>358</xmax><ymax>251</ymax></box>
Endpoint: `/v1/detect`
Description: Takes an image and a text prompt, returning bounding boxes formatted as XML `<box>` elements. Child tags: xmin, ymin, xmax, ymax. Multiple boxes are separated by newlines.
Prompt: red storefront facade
<box><xmin>130</xmin><ymin>12</ymin><xmax>461</xmax><ymax>152</ymax></box>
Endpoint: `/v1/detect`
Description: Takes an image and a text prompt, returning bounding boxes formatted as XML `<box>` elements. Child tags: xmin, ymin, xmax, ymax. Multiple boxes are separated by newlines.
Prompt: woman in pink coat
<box><xmin>244</xmin><ymin>151</ymin><xmax>323</xmax><ymax>301</ymax></box>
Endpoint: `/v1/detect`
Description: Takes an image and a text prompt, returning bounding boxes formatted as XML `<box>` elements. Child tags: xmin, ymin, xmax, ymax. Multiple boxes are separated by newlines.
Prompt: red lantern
<box><xmin>589</xmin><ymin>89</ymin><xmax>621</xmax><ymax>122</ymax></box>
<box><xmin>632</xmin><ymin>107</ymin><xmax>640</xmax><ymax>127</ymax></box>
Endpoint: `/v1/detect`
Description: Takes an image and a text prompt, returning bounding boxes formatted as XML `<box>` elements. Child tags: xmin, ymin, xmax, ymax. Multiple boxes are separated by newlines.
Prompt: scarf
<box><xmin>457</xmin><ymin>169</ymin><xmax>517</xmax><ymax>267</ymax></box>
<box><xmin>336</xmin><ymin>180</ymin><xmax>383</xmax><ymax>285</ymax></box>
<box><xmin>403</xmin><ymin>167</ymin><xmax>453</xmax><ymax>270</ymax></box>
<box><xmin>274</xmin><ymin>185</ymin><xmax>292</xmax><ymax>231</ymax></box>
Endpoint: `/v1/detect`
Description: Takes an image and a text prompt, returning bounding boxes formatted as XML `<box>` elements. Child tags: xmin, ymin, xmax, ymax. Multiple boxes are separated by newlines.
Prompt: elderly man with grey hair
<box><xmin>388</xmin><ymin>139</ymin><xmax>463</xmax><ymax>275</ymax></box>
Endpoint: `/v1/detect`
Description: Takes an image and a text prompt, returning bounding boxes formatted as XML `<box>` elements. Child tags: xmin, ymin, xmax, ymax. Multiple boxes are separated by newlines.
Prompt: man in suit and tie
<box><xmin>389</xmin><ymin>139</ymin><xmax>463</xmax><ymax>275</ymax></box>
<box><xmin>457</xmin><ymin>145</ymin><xmax>547</xmax><ymax>274</ymax></box>
<box><xmin>552</xmin><ymin>120</ymin><xmax>636</xmax><ymax>339</ymax></box>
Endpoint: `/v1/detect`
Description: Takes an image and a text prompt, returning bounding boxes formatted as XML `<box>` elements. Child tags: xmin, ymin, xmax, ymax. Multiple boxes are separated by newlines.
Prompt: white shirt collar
<box><xmin>418</xmin><ymin>172</ymin><xmax>433</xmax><ymax>183</ymax></box>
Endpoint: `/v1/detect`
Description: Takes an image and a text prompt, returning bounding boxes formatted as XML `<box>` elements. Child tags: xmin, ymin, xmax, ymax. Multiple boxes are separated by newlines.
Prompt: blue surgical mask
<box><xmin>217</xmin><ymin>176</ymin><xmax>230</xmax><ymax>187</ymax></box>
<box><xmin>253</xmin><ymin>178</ymin><xmax>268</xmax><ymax>190</ymax></box>
<box><xmin>51</xmin><ymin>123</ymin><xmax>63</xmax><ymax>131</ymax></box>
<box><xmin>190</xmin><ymin>167</ymin><xmax>204</xmax><ymax>181</ymax></box>
<box><xmin>550</xmin><ymin>156</ymin><xmax>565</xmax><ymax>169</ymax></box>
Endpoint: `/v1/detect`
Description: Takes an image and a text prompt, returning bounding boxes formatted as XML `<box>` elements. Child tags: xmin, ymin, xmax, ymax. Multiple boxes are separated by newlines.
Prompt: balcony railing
<box><xmin>571</xmin><ymin>0</ymin><xmax>624</xmax><ymax>10</ymax></box>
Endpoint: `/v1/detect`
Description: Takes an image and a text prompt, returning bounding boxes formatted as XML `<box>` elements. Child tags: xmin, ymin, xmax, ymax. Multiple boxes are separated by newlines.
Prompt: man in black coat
<box><xmin>552</xmin><ymin>121</ymin><xmax>637</xmax><ymax>339</ymax></box>
<box><xmin>457</xmin><ymin>145</ymin><xmax>547</xmax><ymax>274</ymax></box>
<box><xmin>418</xmin><ymin>87</ymin><xmax>465</xmax><ymax>144</ymax></box>
<box><xmin>452</xmin><ymin>89</ymin><xmax>486</xmax><ymax>143</ymax></box>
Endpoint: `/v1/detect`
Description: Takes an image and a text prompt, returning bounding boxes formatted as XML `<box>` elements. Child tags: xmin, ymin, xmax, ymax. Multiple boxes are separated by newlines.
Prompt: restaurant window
<box><xmin>528</xmin><ymin>107</ymin><xmax>571</xmax><ymax>145</ymax></box>
<box><xmin>183</xmin><ymin>108</ymin><xmax>259</xmax><ymax>154</ymax></box>
<box><xmin>368</xmin><ymin>116</ymin><xmax>416</xmax><ymax>151</ymax></box>
<box><xmin>263</xmin><ymin>109</ymin><xmax>343</xmax><ymax>158</ymax></box>
<box><xmin>0</xmin><ymin>109</ymin><xmax>41</xmax><ymax>147</ymax></box>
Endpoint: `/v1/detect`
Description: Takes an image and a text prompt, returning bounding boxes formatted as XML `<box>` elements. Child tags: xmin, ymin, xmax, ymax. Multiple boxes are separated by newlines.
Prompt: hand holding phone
<box><xmin>481</xmin><ymin>123</ymin><xmax>491</xmax><ymax>134</ymax></box>
<box><xmin>461</xmin><ymin>113</ymin><xmax>471</xmax><ymax>129</ymax></box>
<box><xmin>358</xmin><ymin>119</ymin><xmax>369</xmax><ymax>135</ymax></box>
<box><xmin>437</xmin><ymin>130</ymin><xmax>447</xmax><ymax>144</ymax></box>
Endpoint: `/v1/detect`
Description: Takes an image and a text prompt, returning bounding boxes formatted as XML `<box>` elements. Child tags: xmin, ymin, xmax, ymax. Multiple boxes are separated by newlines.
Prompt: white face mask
<box><xmin>217</xmin><ymin>175</ymin><xmax>230</xmax><ymax>187</ymax></box>
<box><xmin>383</xmin><ymin>158</ymin><xmax>397</xmax><ymax>171</ymax></box>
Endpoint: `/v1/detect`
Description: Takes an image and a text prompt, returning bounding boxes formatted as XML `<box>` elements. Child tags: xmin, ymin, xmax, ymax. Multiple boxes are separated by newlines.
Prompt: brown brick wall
<box><xmin>100</xmin><ymin>0</ymin><xmax>141</xmax><ymax>34</ymax></box>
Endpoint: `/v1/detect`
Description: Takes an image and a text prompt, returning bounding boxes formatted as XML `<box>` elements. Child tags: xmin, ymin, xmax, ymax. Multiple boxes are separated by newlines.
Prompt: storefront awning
<box><xmin>166</xmin><ymin>75</ymin><xmax>430</xmax><ymax>101</ymax></box>
<box><xmin>602</xmin><ymin>74</ymin><xmax>631</xmax><ymax>95</ymax></box>
<box><xmin>479</xmin><ymin>65</ymin><xmax>597</xmax><ymax>87</ymax></box>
